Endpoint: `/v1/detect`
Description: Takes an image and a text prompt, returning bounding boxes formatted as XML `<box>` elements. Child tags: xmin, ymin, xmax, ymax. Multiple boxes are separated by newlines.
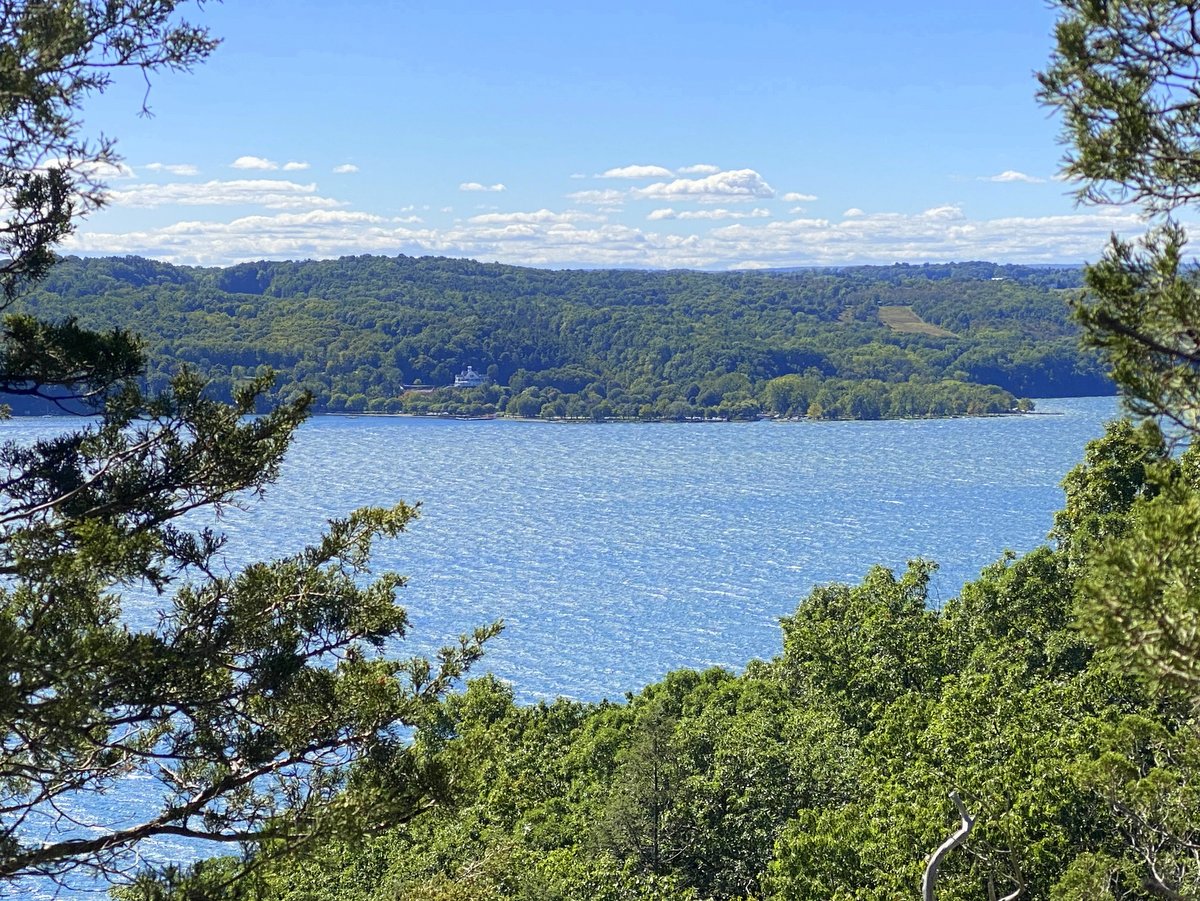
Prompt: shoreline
<box><xmin>1</xmin><ymin>393</ymin><xmax>1118</xmax><ymax>424</ymax></box>
<box><xmin>308</xmin><ymin>407</ymin><xmax>1080</xmax><ymax>424</ymax></box>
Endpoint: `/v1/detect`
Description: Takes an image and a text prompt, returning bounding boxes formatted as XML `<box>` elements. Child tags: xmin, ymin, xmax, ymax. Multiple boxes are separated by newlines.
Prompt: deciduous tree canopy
<box><xmin>16</xmin><ymin>255</ymin><xmax>1110</xmax><ymax>422</ymax></box>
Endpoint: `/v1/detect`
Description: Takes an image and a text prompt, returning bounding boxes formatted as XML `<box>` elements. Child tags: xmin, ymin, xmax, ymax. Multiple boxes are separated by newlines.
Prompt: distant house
<box><xmin>454</xmin><ymin>365</ymin><xmax>486</xmax><ymax>388</ymax></box>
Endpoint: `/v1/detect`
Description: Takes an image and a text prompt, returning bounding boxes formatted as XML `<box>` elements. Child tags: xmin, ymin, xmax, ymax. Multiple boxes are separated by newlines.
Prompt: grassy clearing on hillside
<box><xmin>878</xmin><ymin>305</ymin><xmax>957</xmax><ymax>337</ymax></box>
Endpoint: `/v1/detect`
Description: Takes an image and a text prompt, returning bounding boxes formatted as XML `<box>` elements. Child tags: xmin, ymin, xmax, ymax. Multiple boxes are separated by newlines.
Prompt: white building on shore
<box><xmin>454</xmin><ymin>366</ymin><xmax>486</xmax><ymax>388</ymax></box>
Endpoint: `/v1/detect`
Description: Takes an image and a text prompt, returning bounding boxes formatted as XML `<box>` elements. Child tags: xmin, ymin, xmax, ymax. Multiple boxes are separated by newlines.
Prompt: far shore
<box><xmin>311</xmin><ymin>408</ymin><xmax>1069</xmax><ymax>424</ymax></box>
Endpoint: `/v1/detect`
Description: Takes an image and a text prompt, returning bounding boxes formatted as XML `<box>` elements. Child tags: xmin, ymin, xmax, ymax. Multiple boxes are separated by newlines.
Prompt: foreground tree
<box><xmin>1040</xmin><ymin>0</ymin><xmax>1200</xmax><ymax>683</ymax></box>
<box><xmin>1040</xmin><ymin>3</ymin><xmax>1200</xmax><ymax>894</ymax></box>
<box><xmin>0</xmin><ymin>1</ymin><xmax>218</xmax><ymax>300</ymax></box>
<box><xmin>1040</xmin><ymin>0</ymin><xmax>1200</xmax><ymax>433</ymax></box>
<box><xmin>0</xmin><ymin>2</ymin><xmax>495</xmax><ymax>893</ymax></box>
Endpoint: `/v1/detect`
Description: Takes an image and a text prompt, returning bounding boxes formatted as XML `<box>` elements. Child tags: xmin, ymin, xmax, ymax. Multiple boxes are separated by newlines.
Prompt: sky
<box><xmin>61</xmin><ymin>0</ymin><xmax>1157</xmax><ymax>271</ymax></box>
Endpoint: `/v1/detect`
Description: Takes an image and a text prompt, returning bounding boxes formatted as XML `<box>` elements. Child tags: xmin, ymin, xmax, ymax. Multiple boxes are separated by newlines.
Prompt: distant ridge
<box><xmin>18</xmin><ymin>254</ymin><xmax>1108</xmax><ymax>420</ymax></box>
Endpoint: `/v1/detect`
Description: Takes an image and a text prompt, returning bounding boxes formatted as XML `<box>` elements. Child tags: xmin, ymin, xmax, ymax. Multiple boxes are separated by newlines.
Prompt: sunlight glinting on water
<box><xmin>3</xmin><ymin>397</ymin><xmax>1120</xmax><ymax>898</ymax></box>
<box><xmin>2</xmin><ymin>398</ymin><xmax>1119</xmax><ymax>708</ymax></box>
<box><xmin>198</xmin><ymin>397</ymin><xmax>1116</xmax><ymax>702</ymax></box>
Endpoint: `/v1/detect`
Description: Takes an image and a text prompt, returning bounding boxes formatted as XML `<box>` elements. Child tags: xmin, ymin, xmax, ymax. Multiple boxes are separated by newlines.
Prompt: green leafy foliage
<box><xmin>0</xmin><ymin>359</ymin><xmax>503</xmax><ymax>885</ymax></box>
<box><xmin>1039</xmin><ymin>0</ymin><xmax>1200</xmax><ymax>212</ymax></box>
<box><xmin>1074</xmin><ymin>224</ymin><xmax>1200</xmax><ymax>434</ymax></box>
<box><xmin>1039</xmin><ymin>1</ymin><xmax>1200</xmax><ymax>435</ymax></box>
<box><xmin>15</xmin><ymin>255</ymin><xmax>1110</xmax><ymax>421</ymax></box>
<box><xmin>222</xmin><ymin>441</ymin><xmax>1200</xmax><ymax>899</ymax></box>
<box><xmin>1076</xmin><ymin>443</ymin><xmax>1200</xmax><ymax>691</ymax></box>
<box><xmin>1037</xmin><ymin>13</ymin><xmax>1200</xmax><ymax>895</ymax></box>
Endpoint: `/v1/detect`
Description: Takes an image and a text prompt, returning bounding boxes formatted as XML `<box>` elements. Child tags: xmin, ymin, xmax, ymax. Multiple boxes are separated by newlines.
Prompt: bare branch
<box><xmin>922</xmin><ymin>791</ymin><xmax>975</xmax><ymax>901</ymax></box>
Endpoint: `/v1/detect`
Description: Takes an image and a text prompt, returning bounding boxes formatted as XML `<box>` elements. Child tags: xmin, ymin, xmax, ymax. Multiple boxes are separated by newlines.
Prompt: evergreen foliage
<box><xmin>1040</xmin><ymin>0</ymin><xmax>1200</xmax><ymax>434</ymax></box>
<box><xmin>1041</xmin><ymin>0</ymin><xmax>1200</xmax><ymax>724</ymax></box>
<box><xmin>0</xmin><ymin>1</ymin><xmax>216</xmax><ymax>299</ymax></box>
<box><xmin>0</xmin><ymin>3</ymin><xmax>497</xmax><ymax>894</ymax></box>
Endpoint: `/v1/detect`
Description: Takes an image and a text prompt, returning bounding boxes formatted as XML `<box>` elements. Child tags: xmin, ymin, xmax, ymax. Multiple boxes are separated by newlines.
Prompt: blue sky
<box><xmin>64</xmin><ymin>0</ymin><xmax>1151</xmax><ymax>270</ymax></box>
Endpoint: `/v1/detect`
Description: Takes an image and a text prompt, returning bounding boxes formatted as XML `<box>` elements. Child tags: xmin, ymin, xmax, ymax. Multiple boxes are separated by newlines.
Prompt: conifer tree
<box><xmin>0</xmin><ymin>3</ymin><xmax>495</xmax><ymax>893</ymax></box>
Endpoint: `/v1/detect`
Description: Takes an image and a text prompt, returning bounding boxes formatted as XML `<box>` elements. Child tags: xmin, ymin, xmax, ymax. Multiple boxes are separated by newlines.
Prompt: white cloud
<box><xmin>843</xmin><ymin>208</ymin><xmax>865</xmax><ymax>217</ymax></box>
<box><xmin>700</xmin><ymin>204</ymin><xmax>1135</xmax><ymax>268</ymax></box>
<box><xmin>282</xmin><ymin>161</ymin><xmax>310</xmax><ymax>171</ymax></box>
<box><xmin>82</xmin><ymin>160</ymin><xmax>136</xmax><ymax>180</ymax></box>
<box><xmin>145</xmin><ymin>162</ymin><xmax>199</xmax><ymax>176</ymax></box>
<box><xmin>921</xmin><ymin>204</ymin><xmax>965</xmax><ymax>221</ymax></box>
<box><xmin>230</xmin><ymin>155</ymin><xmax>279</xmax><ymax>171</ymax></box>
<box><xmin>67</xmin><ymin>209</ymin><xmax>402</xmax><ymax>266</ymax></box>
<box><xmin>597</xmin><ymin>164</ymin><xmax>674</xmax><ymax>179</ymax></box>
<box><xmin>980</xmin><ymin>170</ymin><xmax>1044</xmax><ymax>184</ymax></box>
<box><xmin>783</xmin><ymin>192</ymin><xmax>818</xmax><ymax>202</ymax></box>
<box><xmin>106</xmin><ymin>179</ymin><xmax>345</xmax><ymax>211</ymax></box>
<box><xmin>47</xmin><ymin>158</ymin><xmax>136</xmax><ymax>180</ymax></box>
<box><xmin>649</xmin><ymin>207</ymin><xmax>771</xmax><ymax>221</ymax></box>
<box><xmin>567</xmin><ymin>188</ymin><xmax>626</xmax><ymax>206</ymax></box>
<box><xmin>632</xmin><ymin>168</ymin><xmax>775</xmax><ymax>203</ymax></box>
<box><xmin>468</xmin><ymin>209</ymin><xmax>600</xmax><ymax>225</ymax></box>
<box><xmin>70</xmin><ymin>194</ymin><xmax>1150</xmax><ymax>271</ymax></box>
<box><xmin>459</xmin><ymin>181</ymin><xmax>507</xmax><ymax>192</ymax></box>
<box><xmin>678</xmin><ymin>164</ymin><xmax>720</xmax><ymax>175</ymax></box>
<box><xmin>333</xmin><ymin>163</ymin><xmax>359</xmax><ymax>174</ymax></box>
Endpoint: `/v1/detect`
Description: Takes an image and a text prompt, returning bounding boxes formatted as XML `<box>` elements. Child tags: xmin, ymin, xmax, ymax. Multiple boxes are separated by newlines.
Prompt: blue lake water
<box><xmin>241</xmin><ymin>397</ymin><xmax>1119</xmax><ymax>702</ymax></box>
<box><xmin>4</xmin><ymin>395</ymin><xmax>1121</xmax><ymax>896</ymax></box>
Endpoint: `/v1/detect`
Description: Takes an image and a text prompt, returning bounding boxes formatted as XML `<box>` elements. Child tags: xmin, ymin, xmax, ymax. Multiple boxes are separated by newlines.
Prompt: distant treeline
<box><xmin>16</xmin><ymin>255</ymin><xmax>1108</xmax><ymax>420</ymax></box>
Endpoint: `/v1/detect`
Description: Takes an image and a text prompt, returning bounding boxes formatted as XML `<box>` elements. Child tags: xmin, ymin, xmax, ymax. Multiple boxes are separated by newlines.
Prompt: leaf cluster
<box><xmin>1040</xmin><ymin>0</ymin><xmax>1200</xmax><ymax>212</ymax></box>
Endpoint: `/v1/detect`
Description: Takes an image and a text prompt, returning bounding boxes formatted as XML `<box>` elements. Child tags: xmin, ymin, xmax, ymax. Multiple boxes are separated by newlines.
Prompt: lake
<box><xmin>20</xmin><ymin>395</ymin><xmax>1118</xmax><ymax>702</ymax></box>
<box><xmin>4</xmin><ymin>396</ymin><xmax>1122</xmax><ymax>897</ymax></box>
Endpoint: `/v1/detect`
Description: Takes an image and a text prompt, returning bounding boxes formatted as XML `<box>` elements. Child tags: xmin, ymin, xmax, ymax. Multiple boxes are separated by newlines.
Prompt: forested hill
<box><xmin>19</xmin><ymin>254</ymin><xmax>1108</xmax><ymax>419</ymax></box>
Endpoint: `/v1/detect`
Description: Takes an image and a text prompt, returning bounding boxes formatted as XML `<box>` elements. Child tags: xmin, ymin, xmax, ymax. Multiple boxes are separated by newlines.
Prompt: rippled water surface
<box><xmin>178</xmin><ymin>396</ymin><xmax>1117</xmax><ymax>700</ymax></box>
<box><xmin>5</xmin><ymin>396</ymin><xmax>1121</xmax><ymax>896</ymax></box>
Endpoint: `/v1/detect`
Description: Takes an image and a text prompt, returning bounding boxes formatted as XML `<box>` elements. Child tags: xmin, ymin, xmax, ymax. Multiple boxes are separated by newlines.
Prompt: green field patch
<box><xmin>878</xmin><ymin>305</ymin><xmax>957</xmax><ymax>337</ymax></box>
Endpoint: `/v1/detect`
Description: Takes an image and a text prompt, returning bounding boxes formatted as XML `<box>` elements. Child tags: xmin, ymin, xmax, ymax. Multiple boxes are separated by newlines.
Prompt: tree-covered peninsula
<box><xmin>17</xmin><ymin>255</ymin><xmax>1107</xmax><ymax>421</ymax></box>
